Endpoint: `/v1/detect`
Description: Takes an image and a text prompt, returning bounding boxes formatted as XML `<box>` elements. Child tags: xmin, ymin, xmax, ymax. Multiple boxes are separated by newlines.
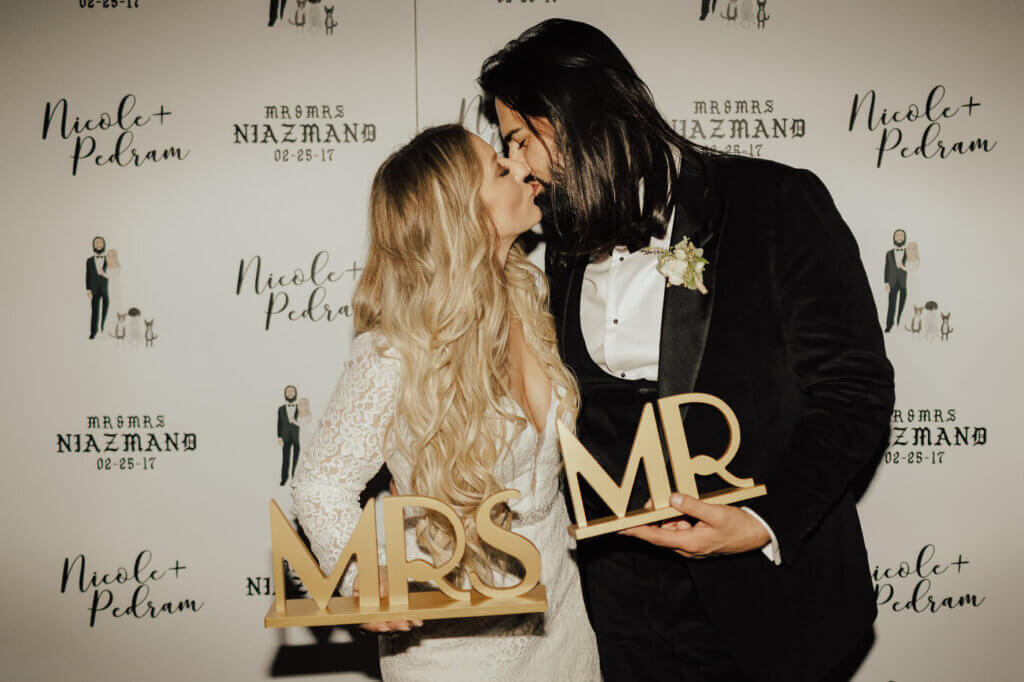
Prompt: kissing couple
<box><xmin>292</xmin><ymin>18</ymin><xmax>894</xmax><ymax>682</ymax></box>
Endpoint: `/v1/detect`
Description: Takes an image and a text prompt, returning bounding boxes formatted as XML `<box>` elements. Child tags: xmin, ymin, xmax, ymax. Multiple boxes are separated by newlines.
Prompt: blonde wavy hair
<box><xmin>352</xmin><ymin>124</ymin><xmax>579</xmax><ymax>579</ymax></box>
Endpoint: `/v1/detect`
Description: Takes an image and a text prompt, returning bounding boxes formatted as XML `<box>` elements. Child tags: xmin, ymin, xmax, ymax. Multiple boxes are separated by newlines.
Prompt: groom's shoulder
<box><xmin>706</xmin><ymin>153</ymin><xmax>802</xmax><ymax>191</ymax></box>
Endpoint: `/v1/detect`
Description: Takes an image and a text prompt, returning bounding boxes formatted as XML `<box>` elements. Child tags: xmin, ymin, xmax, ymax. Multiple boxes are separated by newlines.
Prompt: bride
<box><xmin>290</xmin><ymin>124</ymin><xmax>601</xmax><ymax>680</ymax></box>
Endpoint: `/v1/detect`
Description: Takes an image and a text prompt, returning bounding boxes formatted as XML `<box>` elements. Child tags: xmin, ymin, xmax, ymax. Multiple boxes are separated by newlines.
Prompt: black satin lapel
<box><xmin>657</xmin><ymin>173</ymin><xmax>723</xmax><ymax>401</ymax></box>
<box><xmin>558</xmin><ymin>266</ymin><xmax>583</xmax><ymax>361</ymax></box>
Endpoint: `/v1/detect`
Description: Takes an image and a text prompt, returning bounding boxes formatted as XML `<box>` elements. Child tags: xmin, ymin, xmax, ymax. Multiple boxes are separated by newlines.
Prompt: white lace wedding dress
<box><xmin>291</xmin><ymin>331</ymin><xmax>601</xmax><ymax>681</ymax></box>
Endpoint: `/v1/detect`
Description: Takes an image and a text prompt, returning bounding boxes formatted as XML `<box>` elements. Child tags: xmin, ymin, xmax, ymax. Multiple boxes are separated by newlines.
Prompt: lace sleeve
<box><xmin>290</xmin><ymin>331</ymin><xmax>400</xmax><ymax>595</ymax></box>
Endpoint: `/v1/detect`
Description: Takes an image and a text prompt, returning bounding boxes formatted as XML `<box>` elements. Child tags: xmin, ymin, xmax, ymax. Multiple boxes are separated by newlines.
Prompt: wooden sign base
<box><xmin>567</xmin><ymin>484</ymin><xmax>767</xmax><ymax>540</ymax></box>
<box><xmin>265</xmin><ymin>585</ymin><xmax>547</xmax><ymax>628</ymax></box>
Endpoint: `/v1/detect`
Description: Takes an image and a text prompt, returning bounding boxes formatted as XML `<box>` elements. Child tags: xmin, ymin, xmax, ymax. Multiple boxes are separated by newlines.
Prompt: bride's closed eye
<box><xmin>495</xmin><ymin>156</ymin><xmax>512</xmax><ymax>177</ymax></box>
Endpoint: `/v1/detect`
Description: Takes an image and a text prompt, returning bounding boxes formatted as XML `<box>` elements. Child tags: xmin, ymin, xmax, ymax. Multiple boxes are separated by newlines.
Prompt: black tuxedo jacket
<box><xmin>884</xmin><ymin>248</ymin><xmax>908</xmax><ymax>287</ymax></box>
<box><xmin>547</xmin><ymin>154</ymin><xmax>894</xmax><ymax>680</ymax></box>
<box><xmin>85</xmin><ymin>256</ymin><xmax>108</xmax><ymax>294</ymax></box>
<box><xmin>278</xmin><ymin>405</ymin><xmax>300</xmax><ymax>441</ymax></box>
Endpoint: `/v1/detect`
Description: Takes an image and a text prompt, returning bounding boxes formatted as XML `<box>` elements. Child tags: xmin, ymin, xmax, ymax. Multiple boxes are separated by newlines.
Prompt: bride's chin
<box><xmin>514</xmin><ymin>216</ymin><xmax>540</xmax><ymax>237</ymax></box>
<box><xmin>520</xmin><ymin>223</ymin><xmax>540</xmax><ymax>237</ymax></box>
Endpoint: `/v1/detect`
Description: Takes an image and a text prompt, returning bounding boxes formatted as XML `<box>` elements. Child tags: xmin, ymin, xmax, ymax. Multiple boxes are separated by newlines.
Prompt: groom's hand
<box><xmin>619</xmin><ymin>493</ymin><xmax>770</xmax><ymax>559</ymax></box>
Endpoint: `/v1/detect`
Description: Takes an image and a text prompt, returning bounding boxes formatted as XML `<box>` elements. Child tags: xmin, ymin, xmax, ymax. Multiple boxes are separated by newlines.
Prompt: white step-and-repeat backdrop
<box><xmin>1</xmin><ymin>1</ymin><xmax>1019</xmax><ymax>680</ymax></box>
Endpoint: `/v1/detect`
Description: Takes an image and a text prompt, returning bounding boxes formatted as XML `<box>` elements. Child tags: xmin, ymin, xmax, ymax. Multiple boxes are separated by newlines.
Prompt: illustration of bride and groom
<box><xmin>85</xmin><ymin>236</ymin><xmax>158</xmax><ymax>347</ymax></box>
<box><xmin>290</xmin><ymin>19</ymin><xmax>894</xmax><ymax>682</ymax></box>
<box><xmin>884</xmin><ymin>228</ymin><xmax>952</xmax><ymax>341</ymax></box>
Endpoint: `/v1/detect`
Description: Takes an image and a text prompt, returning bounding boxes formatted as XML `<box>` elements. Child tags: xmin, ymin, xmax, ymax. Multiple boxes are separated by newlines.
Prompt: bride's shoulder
<box><xmin>349</xmin><ymin>329</ymin><xmax>402</xmax><ymax>372</ymax></box>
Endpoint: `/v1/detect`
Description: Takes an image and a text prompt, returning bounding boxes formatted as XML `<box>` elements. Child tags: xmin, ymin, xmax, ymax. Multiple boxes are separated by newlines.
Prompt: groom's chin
<box><xmin>536</xmin><ymin>186</ymin><xmax>566</xmax><ymax>223</ymax></box>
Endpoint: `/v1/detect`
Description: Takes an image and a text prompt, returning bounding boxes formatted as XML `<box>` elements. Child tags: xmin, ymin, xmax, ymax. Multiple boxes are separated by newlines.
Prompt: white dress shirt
<box><xmin>892</xmin><ymin>245</ymin><xmax>907</xmax><ymax>270</ymax></box>
<box><xmin>579</xmin><ymin>216</ymin><xmax>673</xmax><ymax>381</ymax></box>
<box><xmin>578</xmin><ymin>215</ymin><xmax>782</xmax><ymax>565</ymax></box>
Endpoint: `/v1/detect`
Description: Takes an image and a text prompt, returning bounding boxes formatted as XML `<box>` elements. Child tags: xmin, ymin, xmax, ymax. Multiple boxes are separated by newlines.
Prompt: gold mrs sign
<box><xmin>264</xmin><ymin>490</ymin><xmax>546</xmax><ymax>628</ymax></box>
<box><xmin>557</xmin><ymin>392</ymin><xmax>767</xmax><ymax>540</ymax></box>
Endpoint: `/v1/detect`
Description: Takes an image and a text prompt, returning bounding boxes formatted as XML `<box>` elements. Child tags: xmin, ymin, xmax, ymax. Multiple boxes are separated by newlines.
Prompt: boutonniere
<box><xmin>642</xmin><ymin>236</ymin><xmax>709</xmax><ymax>294</ymax></box>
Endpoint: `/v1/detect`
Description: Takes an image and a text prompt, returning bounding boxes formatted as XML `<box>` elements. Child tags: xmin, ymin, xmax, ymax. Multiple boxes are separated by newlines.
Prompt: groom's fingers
<box><xmin>620</xmin><ymin>522</ymin><xmax>703</xmax><ymax>548</ymax></box>
<box><xmin>618</xmin><ymin>495</ymin><xmax>733</xmax><ymax>556</ymax></box>
<box><xmin>620</xmin><ymin>512</ymin><xmax>721</xmax><ymax>557</ymax></box>
<box><xmin>619</xmin><ymin>523</ymin><xmax>680</xmax><ymax>547</ymax></box>
<box><xmin>660</xmin><ymin>518</ymin><xmax>693</xmax><ymax>531</ymax></box>
<box><xmin>668</xmin><ymin>493</ymin><xmax>727</xmax><ymax>526</ymax></box>
<box><xmin>623</xmin><ymin>524</ymin><xmax>717</xmax><ymax>558</ymax></box>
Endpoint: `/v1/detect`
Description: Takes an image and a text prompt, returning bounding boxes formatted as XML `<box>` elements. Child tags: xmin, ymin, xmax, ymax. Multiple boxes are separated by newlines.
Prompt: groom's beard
<box><xmin>535</xmin><ymin>178</ymin><xmax>576</xmax><ymax>257</ymax></box>
<box><xmin>537</xmin><ymin>179</ymin><xmax>617</xmax><ymax>263</ymax></box>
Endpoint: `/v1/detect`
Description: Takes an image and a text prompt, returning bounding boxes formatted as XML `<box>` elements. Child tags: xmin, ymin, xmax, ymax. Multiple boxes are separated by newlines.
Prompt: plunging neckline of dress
<box><xmin>506</xmin><ymin>385</ymin><xmax>557</xmax><ymax>440</ymax></box>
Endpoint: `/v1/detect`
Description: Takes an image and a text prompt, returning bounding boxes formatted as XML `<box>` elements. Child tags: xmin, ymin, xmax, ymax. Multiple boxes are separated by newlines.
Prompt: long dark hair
<box><xmin>479</xmin><ymin>18</ymin><xmax>709</xmax><ymax>262</ymax></box>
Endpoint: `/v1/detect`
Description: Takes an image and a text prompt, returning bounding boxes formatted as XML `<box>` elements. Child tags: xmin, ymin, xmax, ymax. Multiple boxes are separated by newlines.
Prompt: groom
<box><xmin>480</xmin><ymin>19</ymin><xmax>894</xmax><ymax>681</ymax></box>
<box><xmin>86</xmin><ymin>236</ymin><xmax>110</xmax><ymax>339</ymax></box>
<box><xmin>883</xmin><ymin>229</ymin><xmax>909</xmax><ymax>332</ymax></box>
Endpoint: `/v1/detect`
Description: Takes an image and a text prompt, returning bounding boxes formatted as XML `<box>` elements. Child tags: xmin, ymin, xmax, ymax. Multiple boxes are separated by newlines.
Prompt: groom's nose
<box><xmin>507</xmin><ymin>158</ymin><xmax>530</xmax><ymax>182</ymax></box>
<box><xmin>507</xmin><ymin>142</ymin><xmax>526</xmax><ymax>166</ymax></box>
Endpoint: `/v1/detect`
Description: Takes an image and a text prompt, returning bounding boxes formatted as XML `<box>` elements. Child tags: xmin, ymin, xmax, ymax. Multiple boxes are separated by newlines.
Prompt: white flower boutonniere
<box><xmin>642</xmin><ymin>237</ymin><xmax>709</xmax><ymax>294</ymax></box>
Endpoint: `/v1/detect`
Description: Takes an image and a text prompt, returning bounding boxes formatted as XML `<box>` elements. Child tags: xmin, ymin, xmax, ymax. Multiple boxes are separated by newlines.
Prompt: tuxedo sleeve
<box><xmin>745</xmin><ymin>168</ymin><xmax>894</xmax><ymax>566</ymax></box>
<box><xmin>277</xmin><ymin>407</ymin><xmax>286</xmax><ymax>439</ymax></box>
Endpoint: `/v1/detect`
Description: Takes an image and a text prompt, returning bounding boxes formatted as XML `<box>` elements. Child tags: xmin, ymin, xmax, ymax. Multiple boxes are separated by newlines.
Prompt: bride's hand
<box><xmin>355</xmin><ymin>567</ymin><xmax>424</xmax><ymax>633</ymax></box>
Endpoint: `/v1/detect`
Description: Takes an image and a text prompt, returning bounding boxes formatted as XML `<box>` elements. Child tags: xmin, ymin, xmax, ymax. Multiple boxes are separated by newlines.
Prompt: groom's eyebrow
<box><xmin>501</xmin><ymin>127</ymin><xmax>521</xmax><ymax>146</ymax></box>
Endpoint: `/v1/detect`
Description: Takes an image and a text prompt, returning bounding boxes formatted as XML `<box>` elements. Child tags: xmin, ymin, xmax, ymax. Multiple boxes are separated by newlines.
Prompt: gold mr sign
<box><xmin>557</xmin><ymin>392</ymin><xmax>767</xmax><ymax>540</ymax></box>
<box><xmin>264</xmin><ymin>490</ymin><xmax>546</xmax><ymax>628</ymax></box>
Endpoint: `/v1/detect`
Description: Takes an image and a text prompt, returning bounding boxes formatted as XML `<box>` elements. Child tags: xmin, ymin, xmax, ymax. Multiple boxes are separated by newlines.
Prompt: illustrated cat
<box><xmin>144</xmin><ymin>319</ymin><xmax>158</xmax><ymax>348</ymax></box>
<box><xmin>109</xmin><ymin>312</ymin><xmax>126</xmax><ymax>341</ymax></box>
<box><xmin>922</xmin><ymin>300</ymin><xmax>940</xmax><ymax>341</ymax></box>
<box><xmin>324</xmin><ymin>6</ymin><xmax>337</xmax><ymax>34</ymax></box>
<box><xmin>904</xmin><ymin>305</ymin><xmax>923</xmax><ymax>334</ymax></box>
<box><xmin>720</xmin><ymin>0</ymin><xmax>738</xmax><ymax>22</ymax></box>
<box><xmin>940</xmin><ymin>313</ymin><xmax>954</xmax><ymax>341</ymax></box>
<box><xmin>289</xmin><ymin>0</ymin><xmax>306</xmax><ymax>27</ymax></box>
<box><xmin>756</xmin><ymin>0</ymin><xmax>770</xmax><ymax>28</ymax></box>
